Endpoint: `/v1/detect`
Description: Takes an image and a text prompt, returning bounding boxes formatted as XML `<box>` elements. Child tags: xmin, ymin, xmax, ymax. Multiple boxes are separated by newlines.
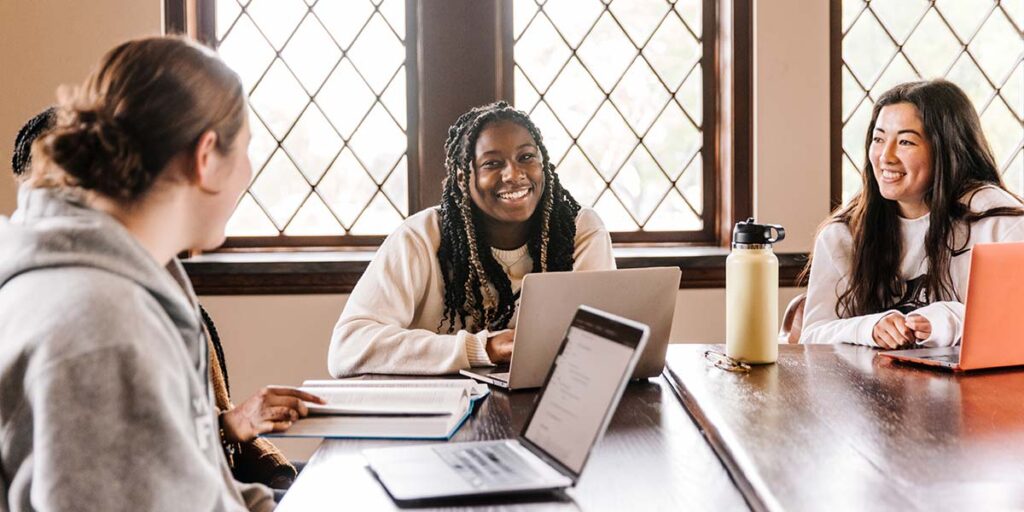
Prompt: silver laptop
<box><xmin>460</xmin><ymin>267</ymin><xmax>678</xmax><ymax>390</ymax></box>
<box><xmin>364</xmin><ymin>306</ymin><xmax>650</xmax><ymax>503</ymax></box>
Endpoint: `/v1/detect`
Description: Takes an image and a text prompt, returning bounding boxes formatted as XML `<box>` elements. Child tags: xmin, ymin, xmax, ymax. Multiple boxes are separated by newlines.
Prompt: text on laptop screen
<box><xmin>523</xmin><ymin>313</ymin><xmax>640</xmax><ymax>473</ymax></box>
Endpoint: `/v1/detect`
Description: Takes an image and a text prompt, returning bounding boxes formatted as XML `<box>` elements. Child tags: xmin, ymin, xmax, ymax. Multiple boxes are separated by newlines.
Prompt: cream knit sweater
<box><xmin>328</xmin><ymin>207</ymin><xmax>616</xmax><ymax>377</ymax></box>
<box><xmin>801</xmin><ymin>186</ymin><xmax>1024</xmax><ymax>347</ymax></box>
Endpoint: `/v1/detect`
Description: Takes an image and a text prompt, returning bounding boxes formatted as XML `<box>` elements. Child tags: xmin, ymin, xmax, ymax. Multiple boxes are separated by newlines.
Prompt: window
<box><xmin>836</xmin><ymin>0</ymin><xmax>1024</xmax><ymax>206</ymax></box>
<box><xmin>203</xmin><ymin>0</ymin><xmax>412</xmax><ymax>247</ymax></box>
<box><xmin>177</xmin><ymin>0</ymin><xmax>734</xmax><ymax>248</ymax></box>
<box><xmin>513</xmin><ymin>0</ymin><xmax>714</xmax><ymax>242</ymax></box>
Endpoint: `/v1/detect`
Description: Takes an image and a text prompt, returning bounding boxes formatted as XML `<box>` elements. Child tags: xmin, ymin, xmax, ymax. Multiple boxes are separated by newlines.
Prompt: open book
<box><xmin>269</xmin><ymin>379</ymin><xmax>490</xmax><ymax>440</ymax></box>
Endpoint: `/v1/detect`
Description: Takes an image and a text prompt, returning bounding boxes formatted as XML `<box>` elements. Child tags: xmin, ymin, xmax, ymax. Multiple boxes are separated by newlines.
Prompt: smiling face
<box><xmin>467</xmin><ymin>120</ymin><xmax>545</xmax><ymax>245</ymax></box>
<box><xmin>869</xmin><ymin>102</ymin><xmax>935</xmax><ymax>218</ymax></box>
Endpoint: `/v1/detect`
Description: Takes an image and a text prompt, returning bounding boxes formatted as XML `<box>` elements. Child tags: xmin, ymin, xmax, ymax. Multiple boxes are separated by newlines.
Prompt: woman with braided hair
<box><xmin>329</xmin><ymin>101</ymin><xmax>615</xmax><ymax>377</ymax></box>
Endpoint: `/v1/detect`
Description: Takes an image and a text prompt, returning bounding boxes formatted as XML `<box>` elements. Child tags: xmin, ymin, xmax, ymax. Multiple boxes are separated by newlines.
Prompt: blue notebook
<box><xmin>266</xmin><ymin>379</ymin><xmax>490</xmax><ymax>440</ymax></box>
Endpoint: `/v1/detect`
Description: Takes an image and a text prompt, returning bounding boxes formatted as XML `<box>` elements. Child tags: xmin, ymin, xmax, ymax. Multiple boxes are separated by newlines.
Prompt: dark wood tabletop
<box><xmin>277</xmin><ymin>376</ymin><xmax>749</xmax><ymax>511</ymax></box>
<box><xmin>665</xmin><ymin>344</ymin><xmax>1024</xmax><ymax>512</ymax></box>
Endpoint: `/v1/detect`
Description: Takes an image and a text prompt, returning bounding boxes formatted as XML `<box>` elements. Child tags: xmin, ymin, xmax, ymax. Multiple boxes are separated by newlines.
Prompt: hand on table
<box><xmin>486</xmin><ymin>329</ymin><xmax>515</xmax><ymax>364</ymax></box>
<box><xmin>221</xmin><ymin>386</ymin><xmax>326</xmax><ymax>443</ymax></box>
<box><xmin>904</xmin><ymin>314</ymin><xmax>932</xmax><ymax>342</ymax></box>
<box><xmin>872</xmin><ymin>312</ymin><xmax>916</xmax><ymax>350</ymax></box>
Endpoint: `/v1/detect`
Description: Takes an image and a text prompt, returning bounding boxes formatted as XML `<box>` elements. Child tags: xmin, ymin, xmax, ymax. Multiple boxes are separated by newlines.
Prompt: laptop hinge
<box><xmin>516</xmin><ymin>435</ymin><xmax>579</xmax><ymax>484</ymax></box>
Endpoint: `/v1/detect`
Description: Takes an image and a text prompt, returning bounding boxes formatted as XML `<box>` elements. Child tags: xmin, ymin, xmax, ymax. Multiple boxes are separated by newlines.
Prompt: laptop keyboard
<box><xmin>434</xmin><ymin>443</ymin><xmax>539</xmax><ymax>488</ymax></box>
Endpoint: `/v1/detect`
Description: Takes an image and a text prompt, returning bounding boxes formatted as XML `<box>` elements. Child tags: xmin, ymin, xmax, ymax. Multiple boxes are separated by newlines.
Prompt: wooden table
<box><xmin>277</xmin><ymin>377</ymin><xmax>748</xmax><ymax>511</ymax></box>
<box><xmin>665</xmin><ymin>344</ymin><xmax>1024</xmax><ymax>512</ymax></box>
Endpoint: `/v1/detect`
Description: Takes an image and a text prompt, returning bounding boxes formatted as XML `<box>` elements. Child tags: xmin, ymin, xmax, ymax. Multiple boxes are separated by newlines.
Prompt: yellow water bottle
<box><xmin>726</xmin><ymin>218</ymin><xmax>785</xmax><ymax>364</ymax></box>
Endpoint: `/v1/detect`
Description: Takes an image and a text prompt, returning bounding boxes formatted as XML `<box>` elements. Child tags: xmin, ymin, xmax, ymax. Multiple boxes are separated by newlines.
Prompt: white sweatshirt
<box><xmin>801</xmin><ymin>186</ymin><xmax>1024</xmax><ymax>347</ymax></box>
<box><xmin>328</xmin><ymin>207</ymin><xmax>616</xmax><ymax>377</ymax></box>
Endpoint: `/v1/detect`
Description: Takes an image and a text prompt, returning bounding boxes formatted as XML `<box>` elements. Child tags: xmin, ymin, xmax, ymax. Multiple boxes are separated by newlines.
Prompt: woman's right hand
<box><xmin>486</xmin><ymin>330</ymin><xmax>515</xmax><ymax>364</ymax></box>
<box><xmin>872</xmin><ymin>312</ymin><xmax>915</xmax><ymax>349</ymax></box>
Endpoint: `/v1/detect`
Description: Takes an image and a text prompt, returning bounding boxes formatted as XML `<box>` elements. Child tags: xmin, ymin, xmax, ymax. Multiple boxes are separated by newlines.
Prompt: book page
<box><xmin>301</xmin><ymin>378</ymin><xmax>489</xmax><ymax>399</ymax></box>
<box><xmin>301</xmin><ymin>387</ymin><xmax>468</xmax><ymax>416</ymax></box>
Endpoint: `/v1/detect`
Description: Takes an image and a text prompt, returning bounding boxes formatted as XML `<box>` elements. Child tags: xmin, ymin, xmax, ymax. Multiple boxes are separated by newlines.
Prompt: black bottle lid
<box><xmin>732</xmin><ymin>218</ymin><xmax>786</xmax><ymax>246</ymax></box>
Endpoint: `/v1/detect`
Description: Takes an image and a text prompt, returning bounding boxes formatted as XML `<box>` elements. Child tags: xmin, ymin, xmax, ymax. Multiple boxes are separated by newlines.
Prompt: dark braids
<box><xmin>437</xmin><ymin>101</ymin><xmax>581</xmax><ymax>333</ymax></box>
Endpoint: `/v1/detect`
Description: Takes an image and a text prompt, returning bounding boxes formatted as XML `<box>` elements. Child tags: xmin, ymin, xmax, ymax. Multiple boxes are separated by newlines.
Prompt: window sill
<box><xmin>182</xmin><ymin>247</ymin><xmax>809</xmax><ymax>295</ymax></box>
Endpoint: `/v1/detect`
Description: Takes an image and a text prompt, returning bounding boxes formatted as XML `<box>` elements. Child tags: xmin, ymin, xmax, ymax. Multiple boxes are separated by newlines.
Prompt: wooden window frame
<box><xmin>166</xmin><ymin>0</ymin><xmax>779</xmax><ymax>293</ymax></box>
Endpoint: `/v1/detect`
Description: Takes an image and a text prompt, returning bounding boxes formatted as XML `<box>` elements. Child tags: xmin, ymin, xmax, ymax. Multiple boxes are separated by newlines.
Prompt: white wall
<box><xmin>0</xmin><ymin>0</ymin><xmax>830</xmax><ymax>461</ymax></box>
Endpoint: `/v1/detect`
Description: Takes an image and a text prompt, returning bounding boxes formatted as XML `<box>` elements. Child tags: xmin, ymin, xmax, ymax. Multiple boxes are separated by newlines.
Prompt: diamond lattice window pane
<box><xmin>576</xmin><ymin>12</ymin><xmax>638</xmax><ymax>93</ymax></box>
<box><xmin>381</xmin><ymin>66</ymin><xmax>407</xmax><ymax>130</ymax></box>
<box><xmin>868</xmin><ymin>0</ymin><xmax>931</xmax><ymax>44</ymax></box>
<box><xmin>842</xmin><ymin>0</ymin><xmax>866</xmax><ymax>33</ymax></box>
<box><xmin>314</xmin><ymin>0</ymin><xmax>374</xmax><ymax>49</ymax></box>
<box><xmin>217</xmin><ymin>14</ymin><xmax>275</xmax><ymax>93</ymax></box>
<box><xmin>844</xmin><ymin>12</ymin><xmax>897</xmax><ymax>86</ymax></box>
<box><xmin>644</xmin><ymin>14</ymin><xmax>700</xmax><ymax>92</ymax></box>
<box><xmin>556</xmin><ymin>147</ymin><xmax>605</xmax><ymax>206</ymax></box>
<box><xmin>945</xmin><ymin>53</ymin><xmax>996</xmax><ymax>106</ymax></box>
<box><xmin>843</xmin><ymin>97</ymin><xmax>874</xmax><ymax>170</ymax></box>
<box><xmin>592</xmin><ymin>190</ymin><xmax>639</xmax><ymax>231</ymax></box>
<box><xmin>842</xmin><ymin>155</ymin><xmax>862</xmax><ymax>204</ymax></box>
<box><xmin>281</xmin><ymin>16</ymin><xmax>342</xmax><ymax>94</ymax></box>
<box><xmin>245</xmin><ymin>0</ymin><xmax>306</xmax><ymax>50</ymax></box>
<box><xmin>611</xmin><ymin>59</ymin><xmax>671</xmax><ymax>134</ymax></box>
<box><xmin>249</xmin><ymin>59</ymin><xmax>308</xmax><ymax>139</ymax></box>
<box><xmin>842</xmin><ymin>66</ymin><xmax>867</xmax><ymax>120</ymax></box>
<box><xmin>981</xmin><ymin>97</ymin><xmax>1024</xmax><ymax>169</ymax></box>
<box><xmin>577</xmin><ymin>102</ymin><xmax>638</xmax><ymax>180</ymax></box>
<box><xmin>610</xmin><ymin>146</ymin><xmax>672</xmax><ymax>225</ymax></box>
<box><xmin>1004</xmin><ymin>2</ymin><xmax>1023</xmax><ymax>27</ymax></box>
<box><xmin>283</xmin><ymin>105</ymin><xmax>342</xmax><ymax>183</ymax></box>
<box><xmin>902</xmin><ymin>9</ymin><xmax>962</xmax><ymax>79</ymax></box>
<box><xmin>215</xmin><ymin>0</ymin><xmax>242</xmax><ymax>41</ymax></box>
<box><xmin>517</xmin><ymin>0</ymin><xmax>706</xmax><ymax>235</ymax></box>
<box><xmin>226</xmin><ymin>193</ymin><xmax>279</xmax><ymax>236</ymax></box>
<box><xmin>317</xmin><ymin>59</ymin><xmax>376</xmax><ymax>140</ymax></box>
<box><xmin>1003</xmin><ymin>62</ymin><xmax>1023</xmax><ymax>119</ymax></box>
<box><xmin>678</xmin><ymin>153</ymin><xmax>703</xmax><ymax>214</ymax></box>
<box><xmin>516</xmin><ymin>14</ymin><xmax>572</xmax><ymax>92</ymax></box>
<box><xmin>250</xmin><ymin>150</ymin><xmax>312</xmax><ymax>229</ymax></box>
<box><xmin>382</xmin><ymin>157</ymin><xmax>408</xmax><ymax>216</ymax></box>
<box><xmin>284</xmin><ymin>194</ymin><xmax>345</xmax><ymax>236</ymax></box>
<box><xmin>968</xmin><ymin>10</ymin><xmax>1022</xmax><ymax>83</ymax></box>
<box><xmin>935</xmin><ymin>0</ymin><xmax>996</xmax><ymax>42</ymax></box>
<box><xmin>379</xmin><ymin>0</ymin><xmax>406</xmax><ymax>40</ymax></box>
<box><xmin>515</xmin><ymin>68</ymin><xmax>541</xmax><ymax>113</ymax></box>
<box><xmin>348</xmin><ymin>13</ymin><xmax>405</xmax><ymax>94</ymax></box>
<box><xmin>318</xmin><ymin>148</ymin><xmax>380</xmax><ymax>230</ymax></box>
<box><xmin>248</xmin><ymin>110</ymin><xmax>277</xmax><ymax>173</ymax></box>
<box><xmin>541</xmin><ymin>0</ymin><xmax>603</xmax><ymax>48</ymax></box>
<box><xmin>350</xmin><ymin>193</ymin><xmax>404</xmax><ymax>235</ymax></box>
<box><xmin>544</xmin><ymin>57</ymin><xmax>605</xmax><ymax>137</ymax></box>
<box><xmin>645</xmin><ymin>102</ymin><xmax>700</xmax><ymax>180</ymax></box>
<box><xmin>675</xmin><ymin>0</ymin><xmax>702</xmax><ymax>37</ymax></box>
<box><xmin>513</xmin><ymin>0</ymin><xmax>539</xmax><ymax>40</ymax></box>
<box><xmin>645</xmin><ymin>191</ymin><xmax>701</xmax><ymax>231</ymax></box>
<box><xmin>870</xmin><ymin>53</ymin><xmax>919</xmax><ymax>100</ymax></box>
<box><xmin>348</xmin><ymin>104</ymin><xmax>406</xmax><ymax>184</ymax></box>
<box><xmin>527</xmin><ymin>101</ymin><xmax>573</xmax><ymax>164</ymax></box>
<box><xmin>608</xmin><ymin>0</ymin><xmax>670</xmax><ymax>46</ymax></box>
<box><xmin>677</xmin><ymin>65</ymin><xmax>702</xmax><ymax>125</ymax></box>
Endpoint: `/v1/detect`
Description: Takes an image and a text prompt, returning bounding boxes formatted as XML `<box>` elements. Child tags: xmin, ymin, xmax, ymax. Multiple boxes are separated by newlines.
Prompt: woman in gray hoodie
<box><xmin>0</xmin><ymin>36</ymin><xmax>303</xmax><ymax>511</ymax></box>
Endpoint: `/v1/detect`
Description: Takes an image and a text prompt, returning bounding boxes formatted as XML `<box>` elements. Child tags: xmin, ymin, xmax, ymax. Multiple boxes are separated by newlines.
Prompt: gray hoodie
<box><xmin>0</xmin><ymin>186</ymin><xmax>274</xmax><ymax>511</ymax></box>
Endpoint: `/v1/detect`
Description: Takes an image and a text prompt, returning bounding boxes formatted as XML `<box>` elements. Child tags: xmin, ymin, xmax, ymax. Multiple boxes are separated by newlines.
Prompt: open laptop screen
<box><xmin>520</xmin><ymin>307</ymin><xmax>645</xmax><ymax>475</ymax></box>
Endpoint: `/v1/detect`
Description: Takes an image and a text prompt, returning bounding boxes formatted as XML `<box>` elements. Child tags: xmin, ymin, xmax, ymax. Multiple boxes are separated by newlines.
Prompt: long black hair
<box><xmin>437</xmin><ymin>101</ymin><xmax>581</xmax><ymax>332</ymax></box>
<box><xmin>824</xmin><ymin>80</ymin><xmax>1023</xmax><ymax>316</ymax></box>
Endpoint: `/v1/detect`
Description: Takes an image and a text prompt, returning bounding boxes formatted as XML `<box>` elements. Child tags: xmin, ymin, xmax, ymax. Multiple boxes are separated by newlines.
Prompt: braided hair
<box><xmin>438</xmin><ymin>101</ymin><xmax>581</xmax><ymax>333</ymax></box>
<box><xmin>12</xmin><ymin>107</ymin><xmax>56</xmax><ymax>177</ymax></box>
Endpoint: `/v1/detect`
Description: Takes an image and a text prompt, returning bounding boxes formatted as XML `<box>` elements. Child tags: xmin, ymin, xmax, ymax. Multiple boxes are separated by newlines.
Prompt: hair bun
<box><xmin>44</xmin><ymin>108</ymin><xmax>147</xmax><ymax>199</ymax></box>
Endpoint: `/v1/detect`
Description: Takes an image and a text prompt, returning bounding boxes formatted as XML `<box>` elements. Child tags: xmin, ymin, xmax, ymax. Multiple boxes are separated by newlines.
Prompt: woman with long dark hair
<box><xmin>328</xmin><ymin>102</ymin><xmax>615</xmax><ymax>377</ymax></box>
<box><xmin>801</xmin><ymin>80</ymin><xmax>1024</xmax><ymax>348</ymax></box>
